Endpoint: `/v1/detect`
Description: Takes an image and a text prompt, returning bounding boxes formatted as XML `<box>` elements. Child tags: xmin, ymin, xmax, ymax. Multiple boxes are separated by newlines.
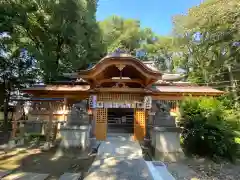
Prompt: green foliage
<box><xmin>180</xmin><ymin>97</ymin><xmax>238</xmax><ymax>161</ymax></box>
<box><xmin>218</xmin><ymin>94</ymin><xmax>240</xmax><ymax>131</ymax></box>
<box><xmin>1</xmin><ymin>0</ymin><xmax>104</xmax><ymax>82</ymax></box>
<box><xmin>173</xmin><ymin>0</ymin><xmax>240</xmax><ymax>100</ymax></box>
<box><xmin>218</xmin><ymin>93</ymin><xmax>240</xmax><ymax>109</ymax></box>
<box><xmin>0</xmin><ymin>0</ymin><xmax>104</xmax><ymax>131</ymax></box>
<box><xmin>99</xmin><ymin>15</ymin><xmax>178</xmax><ymax>72</ymax></box>
<box><xmin>224</xmin><ymin>110</ymin><xmax>240</xmax><ymax>131</ymax></box>
<box><xmin>99</xmin><ymin>16</ymin><xmax>150</xmax><ymax>55</ymax></box>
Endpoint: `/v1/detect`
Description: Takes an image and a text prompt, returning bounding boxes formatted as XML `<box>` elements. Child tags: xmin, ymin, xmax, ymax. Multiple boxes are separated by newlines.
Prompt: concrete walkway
<box><xmin>84</xmin><ymin>134</ymin><xmax>153</xmax><ymax>180</ymax></box>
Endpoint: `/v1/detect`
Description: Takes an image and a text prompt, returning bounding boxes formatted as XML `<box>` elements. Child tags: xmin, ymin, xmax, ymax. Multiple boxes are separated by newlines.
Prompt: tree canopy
<box><xmin>0</xmin><ymin>0</ymin><xmax>104</xmax><ymax>131</ymax></box>
<box><xmin>173</xmin><ymin>0</ymin><xmax>239</xmax><ymax>104</ymax></box>
<box><xmin>1</xmin><ymin>0</ymin><xmax>104</xmax><ymax>82</ymax></box>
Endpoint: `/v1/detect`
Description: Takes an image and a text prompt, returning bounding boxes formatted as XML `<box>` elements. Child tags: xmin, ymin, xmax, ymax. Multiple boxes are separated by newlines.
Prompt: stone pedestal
<box><xmin>59</xmin><ymin>125</ymin><xmax>90</xmax><ymax>150</ymax></box>
<box><xmin>55</xmin><ymin>101</ymin><xmax>91</xmax><ymax>157</ymax></box>
<box><xmin>151</xmin><ymin>127</ymin><xmax>184</xmax><ymax>162</ymax></box>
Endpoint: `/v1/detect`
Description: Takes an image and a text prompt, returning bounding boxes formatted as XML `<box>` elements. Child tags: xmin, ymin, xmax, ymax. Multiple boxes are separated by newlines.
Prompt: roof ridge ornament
<box><xmin>107</xmin><ymin>48</ymin><xmax>132</xmax><ymax>57</ymax></box>
<box><xmin>116</xmin><ymin>64</ymin><xmax>126</xmax><ymax>71</ymax></box>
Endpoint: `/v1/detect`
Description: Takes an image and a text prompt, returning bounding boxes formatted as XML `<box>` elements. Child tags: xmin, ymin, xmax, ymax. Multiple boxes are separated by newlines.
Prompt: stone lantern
<box><xmin>59</xmin><ymin>100</ymin><xmax>91</xmax><ymax>154</ymax></box>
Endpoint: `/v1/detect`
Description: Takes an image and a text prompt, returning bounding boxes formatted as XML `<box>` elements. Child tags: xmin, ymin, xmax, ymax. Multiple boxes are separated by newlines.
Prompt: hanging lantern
<box><xmin>88</xmin><ymin>109</ymin><xmax>92</xmax><ymax>115</ymax></box>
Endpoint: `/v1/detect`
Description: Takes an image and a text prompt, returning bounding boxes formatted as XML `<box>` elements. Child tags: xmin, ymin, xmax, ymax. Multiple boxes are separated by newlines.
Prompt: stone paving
<box><xmin>58</xmin><ymin>172</ymin><xmax>82</xmax><ymax>180</ymax></box>
<box><xmin>0</xmin><ymin>170</ymin><xmax>82</xmax><ymax>180</ymax></box>
<box><xmin>84</xmin><ymin>134</ymin><xmax>154</xmax><ymax>180</ymax></box>
<box><xmin>1</xmin><ymin>171</ymin><xmax>49</xmax><ymax>180</ymax></box>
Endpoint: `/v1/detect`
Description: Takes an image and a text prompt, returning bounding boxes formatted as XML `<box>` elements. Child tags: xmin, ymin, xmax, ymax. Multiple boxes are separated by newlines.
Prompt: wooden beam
<box><xmin>152</xmin><ymin>95</ymin><xmax>184</xmax><ymax>100</ymax></box>
<box><xmin>98</xmin><ymin>78</ymin><xmax>144</xmax><ymax>85</ymax></box>
<box><xmin>95</xmin><ymin>87</ymin><xmax>148</xmax><ymax>93</ymax></box>
<box><xmin>63</xmin><ymin>97</ymin><xmax>67</xmax><ymax>121</ymax></box>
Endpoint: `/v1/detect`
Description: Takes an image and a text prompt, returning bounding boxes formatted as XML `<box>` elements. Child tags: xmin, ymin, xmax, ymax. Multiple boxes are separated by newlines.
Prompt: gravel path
<box><xmin>185</xmin><ymin>158</ymin><xmax>240</xmax><ymax>180</ymax></box>
<box><xmin>165</xmin><ymin>158</ymin><xmax>240</xmax><ymax>180</ymax></box>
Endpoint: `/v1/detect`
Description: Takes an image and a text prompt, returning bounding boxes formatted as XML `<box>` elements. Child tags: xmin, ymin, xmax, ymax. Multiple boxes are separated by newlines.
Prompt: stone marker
<box><xmin>2</xmin><ymin>172</ymin><xmax>49</xmax><ymax>180</ymax></box>
<box><xmin>59</xmin><ymin>173</ymin><xmax>81</xmax><ymax>180</ymax></box>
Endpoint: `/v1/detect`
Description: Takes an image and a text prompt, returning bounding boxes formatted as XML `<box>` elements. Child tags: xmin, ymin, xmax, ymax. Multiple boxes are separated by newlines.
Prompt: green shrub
<box><xmin>224</xmin><ymin>109</ymin><xmax>240</xmax><ymax>132</ymax></box>
<box><xmin>180</xmin><ymin>97</ymin><xmax>238</xmax><ymax>161</ymax></box>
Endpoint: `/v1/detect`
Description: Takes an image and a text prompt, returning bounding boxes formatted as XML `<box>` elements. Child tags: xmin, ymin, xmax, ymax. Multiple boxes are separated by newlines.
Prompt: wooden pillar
<box><xmin>63</xmin><ymin>97</ymin><xmax>67</xmax><ymax>122</ymax></box>
<box><xmin>91</xmin><ymin>109</ymin><xmax>97</xmax><ymax>137</ymax></box>
<box><xmin>46</xmin><ymin>102</ymin><xmax>53</xmax><ymax>143</ymax></box>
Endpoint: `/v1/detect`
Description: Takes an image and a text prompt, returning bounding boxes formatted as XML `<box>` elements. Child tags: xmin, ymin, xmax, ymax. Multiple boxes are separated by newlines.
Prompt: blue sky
<box><xmin>97</xmin><ymin>0</ymin><xmax>203</xmax><ymax>35</ymax></box>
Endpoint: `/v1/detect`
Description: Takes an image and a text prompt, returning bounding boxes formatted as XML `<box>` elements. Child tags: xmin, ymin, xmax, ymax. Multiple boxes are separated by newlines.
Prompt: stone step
<box><xmin>2</xmin><ymin>171</ymin><xmax>49</xmax><ymax>180</ymax></box>
<box><xmin>59</xmin><ymin>173</ymin><xmax>81</xmax><ymax>180</ymax></box>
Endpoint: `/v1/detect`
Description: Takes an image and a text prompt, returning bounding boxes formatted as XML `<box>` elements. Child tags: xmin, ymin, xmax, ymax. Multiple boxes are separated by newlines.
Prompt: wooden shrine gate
<box><xmin>94</xmin><ymin>93</ymin><xmax>146</xmax><ymax>141</ymax></box>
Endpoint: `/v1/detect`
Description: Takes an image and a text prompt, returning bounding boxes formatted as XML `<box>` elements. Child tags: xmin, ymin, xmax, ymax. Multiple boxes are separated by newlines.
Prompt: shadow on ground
<box><xmin>0</xmin><ymin>144</ymin><xmax>96</xmax><ymax>179</ymax></box>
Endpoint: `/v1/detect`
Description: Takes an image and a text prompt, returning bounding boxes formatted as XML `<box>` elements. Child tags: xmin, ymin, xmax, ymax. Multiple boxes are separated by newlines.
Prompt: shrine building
<box><xmin>22</xmin><ymin>53</ymin><xmax>224</xmax><ymax>141</ymax></box>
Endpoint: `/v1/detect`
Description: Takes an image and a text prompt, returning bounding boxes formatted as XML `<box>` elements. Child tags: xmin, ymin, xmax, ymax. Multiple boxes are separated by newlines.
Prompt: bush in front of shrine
<box><xmin>179</xmin><ymin>97</ymin><xmax>238</xmax><ymax>161</ymax></box>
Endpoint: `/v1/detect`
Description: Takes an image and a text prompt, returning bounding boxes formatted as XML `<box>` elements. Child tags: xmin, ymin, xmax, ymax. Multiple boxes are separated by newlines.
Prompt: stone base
<box><xmin>150</xmin><ymin>127</ymin><xmax>185</xmax><ymax>162</ymax></box>
<box><xmin>59</xmin><ymin>125</ymin><xmax>90</xmax><ymax>150</ymax></box>
<box><xmin>41</xmin><ymin>142</ymin><xmax>53</xmax><ymax>151</ymax></box>
<box><xmin>7</xmin><ymin>138</ymin><xmax>24</xmax><ymax>149</ymax></box>
<box><xmin>153</xmin><ymin>150</ymin><xmax>185</xmax><ymax>162</ymax></box>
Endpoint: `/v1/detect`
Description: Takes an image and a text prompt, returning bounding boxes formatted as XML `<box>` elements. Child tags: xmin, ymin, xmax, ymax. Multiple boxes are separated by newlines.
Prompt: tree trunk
<box><xmin>228</xmin><ymin>65</ymin><xmax>238</xmax><ymax>107</ymax></box>
<box><xmin>3</xmin><ymin>80</ymin><xmax>10</xmax><ymax>133</ymax></box>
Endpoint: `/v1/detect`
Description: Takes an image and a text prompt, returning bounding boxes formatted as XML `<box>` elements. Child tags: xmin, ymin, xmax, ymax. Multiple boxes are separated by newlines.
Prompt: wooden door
<box><xmin>134</xmin><ymin>108</ymin><xmax>146</xmax><ymax>141</ymax></box>
<box><xmin>95</xmin><ymin>108</ymin><xmax>107</xmax><ymax>140</ymax></box>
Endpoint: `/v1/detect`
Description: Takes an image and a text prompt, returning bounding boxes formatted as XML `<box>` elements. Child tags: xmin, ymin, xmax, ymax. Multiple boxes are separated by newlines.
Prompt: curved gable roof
<box><xmin>79</xmin><ymin>54</ymin><xmax>162</xmax><ymax>79</ymax></box>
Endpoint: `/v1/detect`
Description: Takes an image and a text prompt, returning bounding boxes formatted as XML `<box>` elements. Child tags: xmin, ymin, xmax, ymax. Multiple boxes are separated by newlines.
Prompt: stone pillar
<box><xmin>150</xmin><ymin>100</ymin><xmax>184</xmax><ymax>162</ymax></box>
<box><xmin>151</xmin><ymin>127</ymin><xmax>183</xmax><ymax>162</ymax></box>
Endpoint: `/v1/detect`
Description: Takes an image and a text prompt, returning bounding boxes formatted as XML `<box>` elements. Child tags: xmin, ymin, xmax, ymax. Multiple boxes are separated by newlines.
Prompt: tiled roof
<box><xmin>23</xmin><ymin>84</ymin><xmax>224</xmax><ymax>95</ymax></box>
<box><xmin>142</xmin><ymin>61</ymin><xmax>159</xmax><ymax>71</ymax></box>
<box><xmin>23</xmin><ymin>85</ymin><xmax>90</xmax><ymax>91</ymax></box>
<box><xmin>153</xmin><ymin>86</ymin><xmax>224</xmax><ymax>94</ymax></box>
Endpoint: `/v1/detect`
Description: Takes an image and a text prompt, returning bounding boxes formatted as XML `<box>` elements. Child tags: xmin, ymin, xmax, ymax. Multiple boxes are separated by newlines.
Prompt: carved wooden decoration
<box><xmin>115</xmin><ymin>64</ymin><xmax>126</xmax><ymax>71</ymax></box>
<box><xmin>97</xmin><ymin>93</ymin><xmax>143</xmax><ymax>101</ymax></box>
<box><xmin>113</xmin><ymin>82</ymin><xmax>128</xmax><ymax>88</ymax></box>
